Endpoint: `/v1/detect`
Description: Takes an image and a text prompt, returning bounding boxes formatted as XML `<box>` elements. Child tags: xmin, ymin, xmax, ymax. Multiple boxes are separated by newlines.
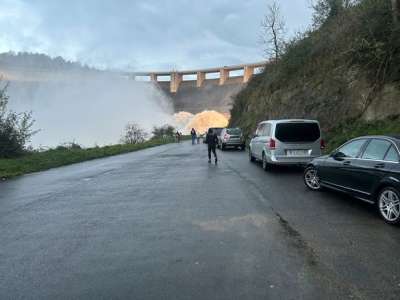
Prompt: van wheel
<box><xmin>262</xmin><ymin>153</ymin><xmax>270</xmax><ymax>171</ymax></box>
<box><xmin>377</xmin><ymin>187</ymin><xmax>400</xmax><ymax>225</ymax></box>
<box><xmin>249</xmin><ymin>149</ymin><xmax>255</xmax><ymax>162</ymax></box>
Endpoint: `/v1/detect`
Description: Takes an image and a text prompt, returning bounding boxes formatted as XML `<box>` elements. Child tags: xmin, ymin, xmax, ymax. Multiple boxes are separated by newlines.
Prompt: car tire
<box><xmin>221</xmin><ymin>144</ymin><xmax>225</xmax><ymax>151</ymax></box>
<box><xmin>249</xmin><ymin>149</ymin><xmax>255</xmax><ymax>162</ymax></box>
<box><xmin>377</xmin><ymin>186</ymin><xmax>400</xmax><ymax>225</ymax></box>
<box><xmin>304</xmin><ymin>166</ymin><xmax>321</xmax><ymax>191</ymax></box>
<box><xmin>262</xmin><ymin>153</ymin><xmax>270</xmax><ymax>171</ymax></box>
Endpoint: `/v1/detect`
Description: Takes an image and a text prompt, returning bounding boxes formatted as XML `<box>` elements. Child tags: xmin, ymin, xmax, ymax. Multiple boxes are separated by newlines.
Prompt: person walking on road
<box><xmin>206</xmin><ymin>128</ymin><xmax>218</xmax><ymax>164</ymax></box>
<box><xmin>175</xmin><ymin>131</ymin><xmax>181</xmax><ymax>143</ymax></box>
<box><xmin>190</xmin><ymin>128</ymin><xmax>197</xmax><ymax>145</ymax></box>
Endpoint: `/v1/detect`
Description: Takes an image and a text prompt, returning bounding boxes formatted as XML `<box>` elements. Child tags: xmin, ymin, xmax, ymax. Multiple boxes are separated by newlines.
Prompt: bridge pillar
<box><xmin>197</xmin><ymin>72</ymin><xmax>205</xmax><ymax>88</ymax></box>
<box><xmin>243</xmin><ymin>66</ymin><xmax>254</xmax><ymax>83</ymax></box>
<box><xmin>150</xmin><ymin>73</ymin><xmax>158</xmax><ymax>82</ymax></box>
<box><xmin>219</xmin><ymin>68</ymin><xmax>229</xmax><ymax>85</ymax></box>
<box><xmin>170</xmin><ymin>72</ymin><xmax>182</xmax><ymax>93</ymax></box>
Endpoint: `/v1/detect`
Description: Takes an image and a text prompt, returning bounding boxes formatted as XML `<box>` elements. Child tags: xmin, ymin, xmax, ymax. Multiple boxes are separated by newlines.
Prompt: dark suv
<box><xmin>304</xmin><ymin>135</ymin><xmax>400</xmax><ymax>225</ymax></box>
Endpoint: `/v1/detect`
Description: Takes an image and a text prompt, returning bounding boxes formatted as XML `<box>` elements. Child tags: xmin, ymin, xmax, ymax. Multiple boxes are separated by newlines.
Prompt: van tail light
<box><xmin>267</xmin><ymin>138</ymin><xmax>276</xmax><ymax>150</ymax></box>
<box><xmin>320</xmin><ymin>139</ymin><xmax>326</xmax><ymax>150</ymax></box>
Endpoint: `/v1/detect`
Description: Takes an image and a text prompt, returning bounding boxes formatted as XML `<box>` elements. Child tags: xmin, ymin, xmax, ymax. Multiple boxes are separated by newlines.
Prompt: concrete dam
<box><xmin>130</xmin><ymin>62</ymin><xmax>266</xmax><ymax>115</ymax></box>
<box><xmin>0</xmin><ymin>61</ymin><xmax>266</xmax><ymax>116</ymax></box>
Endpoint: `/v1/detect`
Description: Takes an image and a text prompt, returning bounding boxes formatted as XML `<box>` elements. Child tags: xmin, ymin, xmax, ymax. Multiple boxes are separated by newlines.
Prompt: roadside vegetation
<box><xmin>324</xmin><ymin>115</ymin><xmax>400</xmax><ymax>152</ymax></box>
<box><xmin>230</xmin><ymin>0</ymin><xmax>400</xmax><ymax>142</ymax></box>
<box><xmin>0</xmin><ymin>138</ymin><xmax>177</xmax><ymax>179</ymax></box>
<box><xmin>0</xmin><ymin>83</ymin><xmax>37</xmax><ymax>158</ymax></box>
<box><xmin>0</xmin><ymin>84</ymin><xmax>182</xmax><ymax>179</ymax></box>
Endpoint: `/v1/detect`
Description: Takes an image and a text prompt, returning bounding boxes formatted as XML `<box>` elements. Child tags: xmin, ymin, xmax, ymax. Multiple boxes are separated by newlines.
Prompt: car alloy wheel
<box><xmin>304</xmin><ymin>167</ymin><xmax>321</xmax><ymax>190</ymax></box>
<box><xmin>378</xmin><ymin>187</ymin><xmax>400</xmax><ymax>224</ymax></box>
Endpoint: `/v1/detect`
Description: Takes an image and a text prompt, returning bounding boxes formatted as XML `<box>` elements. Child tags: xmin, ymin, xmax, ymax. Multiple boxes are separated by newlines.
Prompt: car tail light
<box><xmin>320</xmin><ymin>139</ymin><xmax>325</xmax><ymax>150</ymax></box>
<box><xmin>267</xmin><ymin>138</ymin><xmax>276</xmax><ymax>150</ymax></box>
<box><xmin>224</xmin><ymin>134</ymin><xmax>230</xmax><ymax>140</ymax></box>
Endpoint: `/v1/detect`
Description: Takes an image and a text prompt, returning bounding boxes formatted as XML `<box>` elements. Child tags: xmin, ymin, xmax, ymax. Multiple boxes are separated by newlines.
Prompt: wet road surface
<box><xmin>1</xmin><ymin>141</ymin><xmax>400</xmax><ymax>299</ymax></box>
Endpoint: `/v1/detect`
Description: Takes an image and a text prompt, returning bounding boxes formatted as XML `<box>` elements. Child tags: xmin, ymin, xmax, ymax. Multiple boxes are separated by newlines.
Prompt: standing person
<box><xmin>175</xmin><ymin>131</ymin><xmax>181</xmax><ymax>143</ymax></box>
<box><xmin>190</xmin><ymin>128</ymin><xmax>197</xmax><ymax>145</ymax></box>
<box><xmin>205</xmin><ymin>128</ymin><xmax>218</xmax><ymax>164</ymax></box>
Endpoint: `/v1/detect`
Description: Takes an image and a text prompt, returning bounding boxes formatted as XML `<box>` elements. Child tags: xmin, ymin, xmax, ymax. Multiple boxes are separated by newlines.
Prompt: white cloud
<box><xmin>0</xmin><ymin>0</ymin><xmax>313</xmax><ymax>70</ymax></box>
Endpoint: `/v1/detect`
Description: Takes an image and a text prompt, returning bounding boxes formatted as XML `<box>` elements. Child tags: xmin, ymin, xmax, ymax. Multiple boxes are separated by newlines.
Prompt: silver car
<box><xmin>218</xmin><ymin>128</ymin><xmax>246</xmax><ymax>150</ymax></box>
<box><xmin>249</xmin><ymin>119</ymin><xmax>324</xmax><ymax>170</ymax></box>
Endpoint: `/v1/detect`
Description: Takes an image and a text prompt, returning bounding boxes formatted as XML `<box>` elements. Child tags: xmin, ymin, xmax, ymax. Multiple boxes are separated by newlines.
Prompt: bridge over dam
<box><xmin>0</xmin><ymin>61</ymin><xmax>266</xmax><ymax>115</ymax></box>
<box><xmin>129</xmin><ymin>62</ymin><xmax>266</xmax><ymax>114</ymax></box>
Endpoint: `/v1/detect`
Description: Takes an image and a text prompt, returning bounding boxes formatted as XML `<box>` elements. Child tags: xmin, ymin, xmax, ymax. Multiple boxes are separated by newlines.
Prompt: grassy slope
<box><xmin>324</xmin><ymin>115</ymin><xmax>400</xmax><ymax>152</ymax></box>
<box><xmin>0</xmin><ymin>138</ymin><xmax>177</xmax><ymax>179</ymax></box>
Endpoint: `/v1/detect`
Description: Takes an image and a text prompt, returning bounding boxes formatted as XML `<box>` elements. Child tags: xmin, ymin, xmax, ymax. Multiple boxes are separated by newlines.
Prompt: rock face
<box><xmin>157</xmin><ymin>79</ymin><xmax>246</xmax><ymax>115</ymax></box>
<box><xmin>230</xmin><ymin>67</ymin><xmax>400</xmax><ymax>137</ymax></box>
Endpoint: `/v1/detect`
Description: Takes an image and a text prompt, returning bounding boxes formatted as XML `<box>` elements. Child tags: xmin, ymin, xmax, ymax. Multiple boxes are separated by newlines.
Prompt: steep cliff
<box><xmin>230</xmin><ymin>0</ymin><xmax>400</xmax><ymax>145</ymax></box>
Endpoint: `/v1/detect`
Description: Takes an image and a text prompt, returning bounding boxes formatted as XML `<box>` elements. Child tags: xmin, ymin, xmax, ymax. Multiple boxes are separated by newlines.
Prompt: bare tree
<box><xmin>261</xmin><ymin>1</ymin><xmax>286</xmax><ymax>62</ymax></box>
<box><xmin>122</xmin><ymin>123</ymin><xmax>147</xmax><ymax>144</ymax></box>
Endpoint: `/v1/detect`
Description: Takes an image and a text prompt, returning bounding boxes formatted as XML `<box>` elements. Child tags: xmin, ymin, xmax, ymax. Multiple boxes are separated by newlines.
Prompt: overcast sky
<box><xmin>0</xmin><ymin>0</ymin><xmax>313</xmax><ymax>71</ymax></box>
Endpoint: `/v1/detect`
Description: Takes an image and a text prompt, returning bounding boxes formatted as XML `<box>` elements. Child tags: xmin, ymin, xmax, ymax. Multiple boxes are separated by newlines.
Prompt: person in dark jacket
<box><xmin>190</xmin><ymin>128</ymin><xmax>197</xmax><ymax>145</ymax></box>
<box><xmin>205</xmin><ymin>128</ymin><xmax>218</xmax><ymax>164</ymax></box>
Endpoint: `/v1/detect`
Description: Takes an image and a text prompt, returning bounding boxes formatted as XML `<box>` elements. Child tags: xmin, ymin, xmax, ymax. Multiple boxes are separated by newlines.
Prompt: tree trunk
<box><xmin>392</xmin><ymin>0</ymin><xmax>399</xmax><ymax>25</ymax></box>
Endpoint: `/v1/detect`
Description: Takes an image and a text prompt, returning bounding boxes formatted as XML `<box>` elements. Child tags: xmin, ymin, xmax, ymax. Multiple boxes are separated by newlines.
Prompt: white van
<box><xmin>249</xmin><ymin>119</ymin><xmax>324</xmax><ymax>170</ymax></box>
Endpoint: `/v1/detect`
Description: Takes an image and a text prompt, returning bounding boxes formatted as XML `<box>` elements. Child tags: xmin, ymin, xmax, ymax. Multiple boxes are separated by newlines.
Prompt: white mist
<box><xmin>6</xmin><ymin>73</ymin><xmax>173</xmax><ymax>148</ymax></box>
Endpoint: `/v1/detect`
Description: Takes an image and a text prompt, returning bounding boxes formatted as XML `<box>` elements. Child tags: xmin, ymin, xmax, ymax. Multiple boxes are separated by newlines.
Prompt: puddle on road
<box><xmin>193</xmin><ymin>214</ymin><xmax>271</xmax><ymax>233</ymax></box>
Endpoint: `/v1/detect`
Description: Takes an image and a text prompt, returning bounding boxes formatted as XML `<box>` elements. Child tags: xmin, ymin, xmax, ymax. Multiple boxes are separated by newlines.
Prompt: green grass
<box><xmin>0</xmin><ymin>138</ymin><xmax>178</xmax><ymax>179</ymax></box>
<box><xmin>324</xmin><ymin>115</ymin><xmax>400</xmax><ymax>153</ymax></box>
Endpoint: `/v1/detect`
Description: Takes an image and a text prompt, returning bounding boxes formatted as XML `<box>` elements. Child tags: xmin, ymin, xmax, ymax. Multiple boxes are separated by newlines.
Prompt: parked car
<box><xmin>304</xmin><ymin>135</ymin><xmax>400</xmax><ymax>225</ymax></box>
<box><xmin>204</xmin><ymin>127</ymin><xmax>224</xmax><ymax>144</ymax></box>
<box><xmin>218</xmin><ymin>128</ymin><xmax>246</xmax><ymax>150</ymax></box>
<box><xmin>249</xmin><ymin>119</ymin><xmax>324</xmax><ymax>170</ymax></box>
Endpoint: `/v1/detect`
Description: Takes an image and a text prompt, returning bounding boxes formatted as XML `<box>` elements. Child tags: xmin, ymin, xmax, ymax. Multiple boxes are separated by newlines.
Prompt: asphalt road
<box><xmin>1</xmin><ymin>141</ymin><xmax>400</xmax><ymax>299</ymax></box>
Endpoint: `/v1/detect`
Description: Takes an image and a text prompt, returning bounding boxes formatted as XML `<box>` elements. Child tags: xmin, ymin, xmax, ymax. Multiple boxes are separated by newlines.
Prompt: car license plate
<box><xmin>286</xmin><ymin>150</ymin><xmax>308</xmax><ymax>156</ymax></box>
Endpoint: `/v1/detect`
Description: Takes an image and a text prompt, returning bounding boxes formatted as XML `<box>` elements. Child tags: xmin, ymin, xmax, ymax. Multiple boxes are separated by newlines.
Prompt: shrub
<box><xmin>121</xmin><ymin>122</ymin><xmax>147</xmax><ymax>144</ymax></box>
<box><xmin>152</xmin><ymin>124</ymin><xmax>175</xmax><ymax>139</ymax></box>
<box><xmin>0</xmin><ymin>83</ymin><xmax>37</xmax><ymax>158</ymax></box>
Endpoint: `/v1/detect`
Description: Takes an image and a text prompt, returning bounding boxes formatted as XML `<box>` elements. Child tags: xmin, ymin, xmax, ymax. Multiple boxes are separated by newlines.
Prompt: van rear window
<box><xmin>226</xmin><ymin>128</ymin><xmax>241</xmax><ymax>135</ymax></box>
<box><xmin>275</xmin><ymin>122</ymin><xmax>320</xmax><ymax>143</ymax></box>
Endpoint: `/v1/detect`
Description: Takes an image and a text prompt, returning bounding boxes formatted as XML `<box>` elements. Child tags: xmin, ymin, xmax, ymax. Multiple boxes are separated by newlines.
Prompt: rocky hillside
<box><xmin>230</xmin><ymin>0</ymin><xmax>400</xmax><ymax>145</ymax></box>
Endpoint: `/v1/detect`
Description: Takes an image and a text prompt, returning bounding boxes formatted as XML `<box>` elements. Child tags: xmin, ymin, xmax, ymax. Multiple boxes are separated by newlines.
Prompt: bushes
<box><xmin>0</xmin><ymin>84</ymin><xmax>37</xmax><ymax>158</ymax></box>
<box><xmin>325</xmin><ymin>115</ymin><xmax>400</xmax><ymax>152</ymax></box>
<box><xmin>152</xmin><ymin>124</ymin><xmax>175</xmax><ymax>139</ymax></box>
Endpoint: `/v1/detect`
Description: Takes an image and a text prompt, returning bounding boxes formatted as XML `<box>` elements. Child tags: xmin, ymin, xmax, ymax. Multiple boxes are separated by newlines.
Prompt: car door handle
<box><xmin>343</xmin><ymin>161</ymin><xmax>351</xmax><ymax>166</ymax></box>
<box><xmin>374</xmin><ymin>163</ymin><xmax>385</xmax><ymax>169</ymax></box>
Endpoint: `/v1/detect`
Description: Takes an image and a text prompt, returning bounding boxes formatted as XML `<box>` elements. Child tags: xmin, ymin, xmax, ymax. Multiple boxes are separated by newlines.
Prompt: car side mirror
<box><xmin>331</xmin><ymin>151</ymin><xmax>346</xmax><ymax>160</ymax></box>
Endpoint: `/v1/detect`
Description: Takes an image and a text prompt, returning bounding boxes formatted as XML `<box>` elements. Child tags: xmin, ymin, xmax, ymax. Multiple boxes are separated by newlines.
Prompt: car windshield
<box><xmin>226</xmin><ymin>128</ymin><xmax>241</xmax><ymax>135</ymax></box>
<box><xmin>275</xmin><ymin>122</ymin><xmax>320</xmax><ymax>143</ymax></box>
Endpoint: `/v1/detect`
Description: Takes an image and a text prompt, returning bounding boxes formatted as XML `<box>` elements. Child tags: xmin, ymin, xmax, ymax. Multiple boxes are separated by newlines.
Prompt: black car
<box><xmin>304</xmin><ymin>135</ymin><xmax>400</xmax><ymax>225</ymax></box>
